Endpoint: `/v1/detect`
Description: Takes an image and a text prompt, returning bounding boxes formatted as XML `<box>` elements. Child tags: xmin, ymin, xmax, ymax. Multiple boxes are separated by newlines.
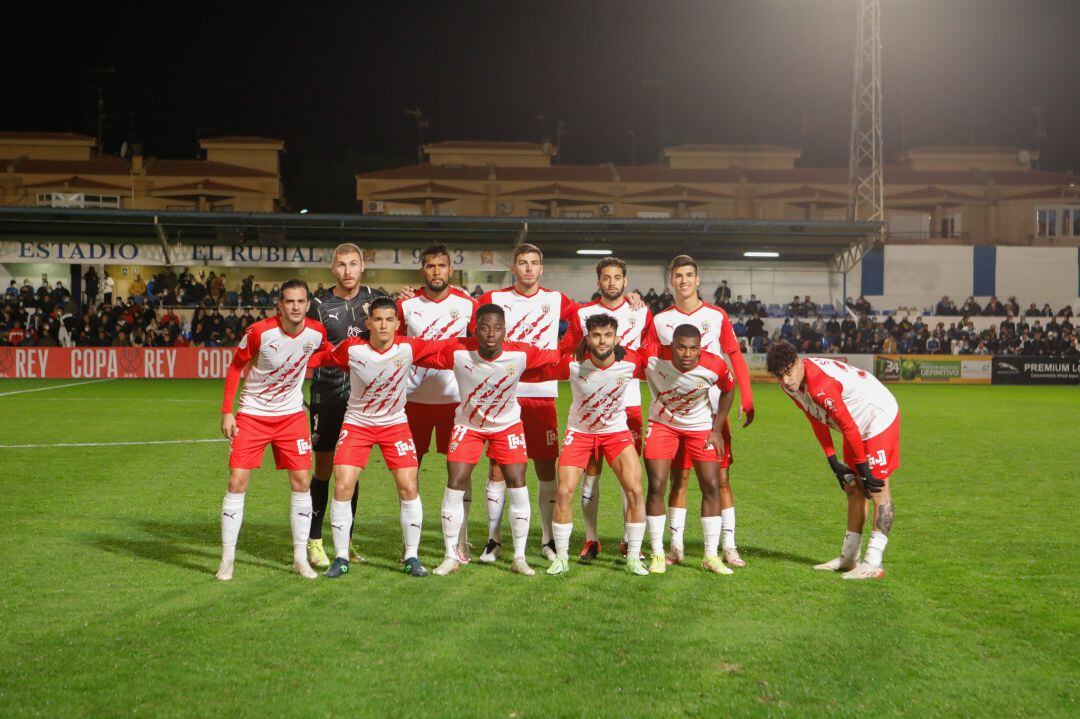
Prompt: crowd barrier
<box><xmin>0</xmin><ymin>347</ymin><xmax>1076</xmax><ymax>385</ymax></box>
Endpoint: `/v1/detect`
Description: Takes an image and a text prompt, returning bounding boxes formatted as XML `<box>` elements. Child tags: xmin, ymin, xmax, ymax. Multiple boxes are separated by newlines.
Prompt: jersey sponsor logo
<box><xmin>867</xmin><ymin>449</ymin><xmax>887</xmax><ymax>468</ymax></box>
<box><xmin>296</xmin><ymin>438</ymin><xmax>312</xmax><ymax>455</ymax></box>
<box><xmin>545</xmin><ymin>430</ymin><xmax>557</xmax><ymax>446</ymax></box>
<box><xmin>327</xmin><ymin>310</ymin><xmax>340</xmax><ymax>321</ymax></box>
<box><xmin>394</xmin><ymin>438</ymin><xmax>417</xmax><ymax>456</ymax></box>
<box><xmin>508</xmin><ymin>432</ymin><xmax>526</xmax><ymax>449</ymax></box>
<box><xmin>267</xmin><ymin>341</ymin><xmax>281</xmax><ymax>352</ymax></box>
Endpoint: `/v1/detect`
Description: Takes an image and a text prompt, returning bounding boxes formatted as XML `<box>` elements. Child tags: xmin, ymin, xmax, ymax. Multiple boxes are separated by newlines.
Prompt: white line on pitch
<box><xmin>0</xmin><ymin>438</ymin><xmax>227</xmax><ymax>449</ymax></box>
<box><xmin>22</xmin><ymin>397</ymin><xmax>214</xmax><ymax>403</ymax></box>
<box><xmin>0</xmin><ymin>379</ymin><xmax>112</xmax><ymax>398</ymax></box>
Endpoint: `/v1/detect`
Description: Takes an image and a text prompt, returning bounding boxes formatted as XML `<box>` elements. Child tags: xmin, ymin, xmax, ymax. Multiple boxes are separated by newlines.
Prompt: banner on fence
<box><xmin>0</xmin><ymin>347</ymin><xmax>238</xmax><ymax>379</ymax></box>
<box><xmin>872</xmin><ymin>354</ymin><xmax>992</xmax><ymax>384</ymax></box>
<box><xmin>991</xmin><ymin>357</ymin><xmax>1080</xmax><ymax>385</ymax></box>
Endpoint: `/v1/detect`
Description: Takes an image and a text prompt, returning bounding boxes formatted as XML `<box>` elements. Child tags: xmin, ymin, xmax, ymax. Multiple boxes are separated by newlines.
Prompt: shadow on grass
<box><xmin>735</xmin><ymin>544</ymin><xmax>819</xmax><ymax>567</ymax></box>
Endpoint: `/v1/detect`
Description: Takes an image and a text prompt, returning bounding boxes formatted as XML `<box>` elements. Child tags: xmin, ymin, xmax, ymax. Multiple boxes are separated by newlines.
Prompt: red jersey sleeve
<box><xmin>306</xmin><ymin>338</ymin><xmax>337</xmax><ymax>368</ymax></box>
<box><xmin>412</xmin><ymin>339</ymin><xmax>462</xmax><ymax>370</ymax></box>
<box><xmin>557</xmin><ymin>307</ymin><xmax>584</xmax><ymax>353</ymax></box>
<box><xmin>805</xmin><ymin>365</ymin><xmax>866</xmax><ymax>463</ymax></box>
<box><xmin>395</xmin><ymin>298</ymin><xmax>408</xmax><ymax>336</ymax></box>
<box><xmin>623</xmin><ymin>348</ymin><xmax>649</xmax><ymax>380</ymax></box>
<box><xmin>642</xmin><ymin>318</ymin><xmax>661</xmax><ymax>356</ymax></box>
<box><xmin>521</xmin><ymin>343</ymin><xmax>562</xmax><ymax>370</ymax></box>
<box><xmin>222</xmin><ymin>324</ymin><xmax>262</xmax><ymax>412</ymax></box>
<box><xmin>403</xmin><ymin>336</ymin><xmax>458</xmax><ymax>364</ymax></box>
<box><xmin>718</xmin><ymin>307</ymin><xmax>753</xmax><ymax>411</ymax></box>
<box><xmin>559</xmin><ymin>292</ymin><xmax>579</xmax><ymax>321</ymax></box>
<box><xmin>521</xmin><ymin>353</ymin><xmax>571</xmax><ymax>382</ymax></box>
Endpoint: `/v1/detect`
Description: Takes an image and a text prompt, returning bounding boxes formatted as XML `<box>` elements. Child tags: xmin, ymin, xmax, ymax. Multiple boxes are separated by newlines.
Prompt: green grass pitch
<box><xmin>0</xmin><ymin>379</ymin><xmax>1077</xmax><ymax>717</ymax></box>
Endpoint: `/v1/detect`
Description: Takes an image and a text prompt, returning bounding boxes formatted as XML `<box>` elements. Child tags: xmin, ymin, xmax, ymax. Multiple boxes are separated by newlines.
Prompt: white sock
<box><xmin>458</xmin><ymin>484</ymin><xmax>471</xmax><ymax>548</ymax></box>
<box><xmin>330</xmin><ymin>499</ymin><xmax>353</xmax><ymax>560</ymax></box>
<box><xmin>667</xmin><ymin>506</ymin><xmax>687</xmax><ymax>551</ymax></box>
<box><xmin>538</xmin><ymin>479</ymin><xmax>556</xmax><ymax>544</ymax></box>
<box><xmin>507</xmin><ymin>486</ymin><xmax>531</xmax><ymax>559</ymax></box>
<box><xmin>441</xmin><ymin>488</ymin><xmax>465</xmax><ymax>559</ymax></box>
<box><xmin>625</xmin><ymin>521</ymin><xmax>645</xmax><ymax>561</ymax></box>
<box><xmin>864</xmin><ymin>531</ymin><xmax>889</xmax><ymax>567</ymax></box>
<box><xmin>220</xmin><ymin>491</ymin><xmax>245</xmax><ymax>562</ymax></box>
<box><xmin>720</xmin><ymin>506</ymin><xmax>736</xmax><ymax>551</ymax></box>
<box><xmin>400</xmin><ymin>497</ymin><xmax>422</xmax><ymax>560</ymax></box>
<box><xmin>620</xmin><ymin>487</ymin><xmax>630</xmax><ymax>542</ymax></box>
<box><xmin>552</xmin><ymin>521</ymin><xmax>573</xmax><ymax>560</ymax></box>
<box><xmin>702</xmin><ymin>515</ymin><xmax>722</xmax><ymax>558</ymax></box>
<box><xmin>646</xmin><ymin>514</ymin><xmax>666</xmax><ymax>556</ymax></box>
<box><xmin>580</xmin><ymin>474</ymin><xmax>600</xmax><ymax>542</ymax></box>
<box><xmin>842</xmin><ymin>530</ymin><xmax>862</xmax><ymax>561</ymax></box>
<box><xmin>485</xmin><ymin>479</ymin><xmax>506</xmax><ymax>542</ymax></box>
<box><xmin>290</xmin><ymin>491</ymin><xmax>313</xmax><ymax>564</ymax></box>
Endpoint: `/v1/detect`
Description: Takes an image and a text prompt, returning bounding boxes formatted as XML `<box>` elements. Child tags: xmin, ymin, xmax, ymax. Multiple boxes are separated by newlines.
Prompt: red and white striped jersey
<box><xmin>644</xmin><ymin>350</ymin><xmax>734</xmax><ymax>432</ymax></box>
<box><xmin>647</xmin><ymin>302</ymin><xmax>741</xmax><ymax>412</ymax></box>
<box><xmin>397</xmin><ymin>287</ymin><xmax>477</xmax><ymax>404</ymax></box>
<box><xmin>415</xmin><ymin>338</ymin><xmax>561</xmax><ymax>432</ymax></box>
<box><xmin>525</xmin><ymin>351</ymin><xmax>642</xmax><ymax>434</ymax></box>
<box><xmin>232</xmin><ymin>317</ymin><xmax>331</xmax><ymax>417</ymax></box>
<box><xmin>783</xmin><ymin>357</ymin><xmax>899</xmax><ymax>448</ymax></box>
<box><xmin>476</xmin><ymin>286</ymin><xmax>577</xmax><ymax>399</ymax></box>
<box><xmin>559</xmin><ymin>299</ymin><xmax>652</xmax><ymax>407</ymax></box>
<box><xmin>322</xmin><ymin>337</ymin><xmax>451</xmax><ymax>428</ymax></box>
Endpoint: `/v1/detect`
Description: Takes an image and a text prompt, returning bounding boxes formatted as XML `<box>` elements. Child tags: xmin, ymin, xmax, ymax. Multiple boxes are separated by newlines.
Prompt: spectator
<box><xmin>471</xmin><ymin>285</ymin><xmax>484</xmax><ymax>299</ymax></box>
<box><xmin>1025</xmin><ymin>302</ymin><xmax>1041</xmax><ymax>317</ymax></box>
<box><xmin>1040</xmin><ymin>303</ymin><xmax>1053</xmax><ymax>317</ymax></box>
<box><xmin>83</xmin><ymin>267</ymin><xmax>99</xmax><ymax>305</ymax></box>
<box><xmin>745</xmin><ymin>314</ymin><xmax>765</xmax><ymax>341</ymax></box>
<box><xmin>779</xmin><ymin>318</ymin><xmax>794</xmax><ymax>341</ymax></box>
<box><xmin>714</xmin><ymin>280</ymin><xmax>731</xmax><ymax>306</ymax></box>
<box><xmin>103</xmin><ymin>272</ymin><xmax>115</xmax><ymax>305</ymax></box>
<box><xmin>6</xmin><ymin>280</ymin><xmax>19</xmax><ymax>298</ymax></box>
<box><xmin>785</xmin><ymin>295</ymin><xmax>803</xmax><ymax>317</ymax></box>
<box><xmin>984</xmin><ymin>296</ymin><xmax>1006</xmax><ymax>316</ymax></box>
<box><xmin>803</xmin><ymin>295</ymin><xmax>817</xmax><ymax>315</ymax></box>
<box><xmin>1005</xmin><ymin>296</ymin><xmax>1020</xmax><ymax>316</ymax></box>
<box><xmin>731</xmin><ymin>316</ymin><xmax>747</xmax><ymax>337</ymax></box>
<box><xmin>935</xmin><ymin>295</ymin><xmax>957</xmax><ymax>315</ymax></box>
<box><xmin>960</xmin><ymin>296</ymin><xmax>981</xmax><ymax>316</ymax></box>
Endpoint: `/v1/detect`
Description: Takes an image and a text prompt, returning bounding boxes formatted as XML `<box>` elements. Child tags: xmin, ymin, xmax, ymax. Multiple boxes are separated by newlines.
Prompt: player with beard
<box><xmin>558</xmin><ymin>257</ymin><xmax>652</xmax><ymax>562</ymax></box>
<box><xmin>305</xmin><ymin>243</ymin><xmax>388</xmax><ymax>569</ymax></box>
<box><xmin>645</xmin><ymin>255</ymin><xmax>754</xmax><ymax>569</ymax></box>
<box><xmin>398</xmin><ymin>244</ymin><xmax>477</xmax><ymax>563</ymax></box>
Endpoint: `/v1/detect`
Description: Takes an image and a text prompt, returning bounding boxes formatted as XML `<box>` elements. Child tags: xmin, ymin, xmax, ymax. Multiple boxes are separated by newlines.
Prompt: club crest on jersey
<box><xmin>701</xmin><ymin>321</ymin><xmax>711</xmax><ymax>332</ymax></box>
<box><xmin>627</xmin><ymin>317</ymin><xmax>636</xmax><ymax>327</ymax></box>
<box><xmin>449</xmin><ymin>309</ymin><xmax>461</xmax><ymax>320</ymax></box>
<box><xmin>541</xmin><ymin>304</ymin><xmax>551</xmax><ymax>314</ymax></box>
<box><xmin>505</xmin><ymin>366</ymin><xmax>517</xmax><ymax>376</ymax></box>
<box><xmin>303</xmin><ymin>342</ymin><xmax>314</xmax><ymax>354</ymax></box>
<box><xmin>394</xmin><ymin>358</ymin><xmax>405</xmax><ymax>368</ymax></box>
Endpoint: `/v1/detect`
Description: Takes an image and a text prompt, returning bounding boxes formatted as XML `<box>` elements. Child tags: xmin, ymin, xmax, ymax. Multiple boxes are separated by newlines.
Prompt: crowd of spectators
<box><xmin>2</xmin><ymin>273</ymin><xmax>1077</xmax><ymax>356</ymax></box>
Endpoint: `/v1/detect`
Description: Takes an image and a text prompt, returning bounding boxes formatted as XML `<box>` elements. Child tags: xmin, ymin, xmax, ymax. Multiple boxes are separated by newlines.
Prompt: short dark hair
<box><xmin>280</xmin><ymin>279</ymin><xmax>309</xmax><ymax>296</ymax></box>
<box><xmin>595</xmin><ymin>257</ymin><xmax>627</xmax><ymax>277</ymax></box>
<box><xmin>585</xmin><ymin>314</ymin><xmax>618</xmax><ymax>333</ymax></box>
<box><xmin>420</xmin><ymin>243</ymin><xmax>451</xmax><ymax>265</ymax></box>
<box><xmin>476</xmin><ymin>303</ymin><xmax>504</xmax><ymax>322</ymax></box>
<box><xmin>367</xmin><ymin>296</ymin><xmax>398</xmax><ymax>316</ymax></box>
<box><xmin>765</xmin><ymin>341</ymin><xmax>799</xmax><ymax>376</ymax></box>
<box><xmin>668</xmin><ymin>255</ymin><xmax>698</xmax><ymax>275</ymax></box>
<box><xmin>672</xmin><ymin>323</ymin><xmax>701</xmax><ymax>342</ymax></box>
<box><xmin>513</xmin><ymin>243</ymin><xmax>543</xmax><ymax>263</ymax></box>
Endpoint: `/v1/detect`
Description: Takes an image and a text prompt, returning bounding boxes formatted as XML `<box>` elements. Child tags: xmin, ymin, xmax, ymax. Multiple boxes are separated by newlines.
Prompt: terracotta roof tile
<box><xmin>17</xmin><ymin>175</ymin><xmax>128</xmax><ymax>191</ymax></box>
<box><xmin>9</xmin><ymin>157</ymin><xmax>130</xmax><ymax>175</ymax></box>
<box><xmin>151</xmin><ymin>179</ymin><xmax>259</xmax><ymax>195</ymax></box>
<box><xmin>371</xmin><ymin>182</ymin><xmax>484</xmax><ymax>199</ymax></box>
<box><xmin>358</xmin><ymin>164</ymin><xmax>489</xmax><ymax>181</ymax></box>
<box><xmin>756</xmin><ymin>184</ymin><xmax>848</xmax><ymax>200</ymax></box>
<box><xmin>887</xmin><ymin>186</ymin><xmax>985</xmax><ymax>202</ymax></box>
<box><xmin>0</xmin><ymin>131</ymin><xmax>96</xmax><ymax>142</ymax></box>
<box><xmin>622</xmin><ymin>184</ymin><xmax>735</xmax><ymax>200</ymax></box>
<box><xmin>500</xmin><ymin>183</ymin><xmax>610</xmax><ymax>199</ymax></box>
<box><xmin>496</xmin><ymin>166</ymin><xmax>612</xmax><ymax>182</ymax></box>
<box><xmin>146</xmin><ymin>159</ymin><xmax>277</xmax><ymax>178</ymax></box>
<box><xmin>1001</xmin><ymin>186</ymin><xmax>1080</xmax><ymax>201</ymax></box>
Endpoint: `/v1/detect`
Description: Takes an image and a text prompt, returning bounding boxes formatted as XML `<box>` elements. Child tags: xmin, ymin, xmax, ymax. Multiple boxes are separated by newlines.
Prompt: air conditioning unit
<box><xmin>366</xmin><ymin>200</ymin><xmax>385</xmax><ymax>214</ymax></box>
<box><xmin>599</xmin><ymin>203</ymin><xmax>616</xmax><ymax>216</ymax></box>
<box><xmin>496</xmin><ymin>201</ymin><xmax>514</xmax><ymax>215</ymax></box>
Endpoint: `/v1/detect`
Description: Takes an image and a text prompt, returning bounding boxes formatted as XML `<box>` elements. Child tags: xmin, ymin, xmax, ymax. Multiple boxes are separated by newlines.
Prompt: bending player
<box><xmin>412</xmin><ymin>304</ymin><xmax>562</xmax><ymax>577</ymax></box>
<box><xmin>306</xmin><ymin>243</ymin><xmax>388</xmax><ymax>569</ymax></box>
<box><xmin>558</xmin><ymin>257</ymin><xmax>651</xmax><ymax>562</ymax></box>
<box><xmin>641</xmin><ymin>324</ymin><xmax>737</xmax><ymax>575</ymax></box>
<box><xmin>314</xmin><ymin>297</ymin><xmax>455</xmax><ymax>579</ymax></box>
<box><xmin>646</xmin><ymin>255</ymin><xmax>754</xmax><ymax>568</ymax></box>
<box><xmin>527</xmin><ymin>314</ymin><xmax>648</xmax><ymax>576</ymax></box>
<box><xmin>398</xmin><ymin>243</ymin><xmax>477</xmax><ymax>564</ymax></box>
<box><xmin>217</xmin><ymin>279</ymin><xmax>333</xmax><ymax>581</ymax></box>
<box><xmin>765</xmin><ymin>342</ymin><xmax>899</xmax><ymax>580</ymax></box>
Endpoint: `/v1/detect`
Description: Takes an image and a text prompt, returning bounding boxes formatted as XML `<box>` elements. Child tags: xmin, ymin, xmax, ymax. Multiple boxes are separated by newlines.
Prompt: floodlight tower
<box><xmin>847</xmin><ymin>0</ymin><xmax>884</xmax><ymax>230</ymax></box>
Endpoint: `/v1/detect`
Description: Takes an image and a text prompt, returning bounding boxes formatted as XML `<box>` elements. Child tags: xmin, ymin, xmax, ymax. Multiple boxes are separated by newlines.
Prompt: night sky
<box><xmin>8</xmin><ymin>0</ymin><xmax>1080</xmax><ymax>209</ymax></box>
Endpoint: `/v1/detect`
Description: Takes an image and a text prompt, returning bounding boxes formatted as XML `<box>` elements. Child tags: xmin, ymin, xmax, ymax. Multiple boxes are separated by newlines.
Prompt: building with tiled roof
<box><xmin>357</xmin><ymin>141</ymin><xmax>1080</xmax><ymax>246</ymax></box>
<box><xmin>0</xmin><ymin>132</ymin><xmax>284</xmax><ymax>212</ymax></box>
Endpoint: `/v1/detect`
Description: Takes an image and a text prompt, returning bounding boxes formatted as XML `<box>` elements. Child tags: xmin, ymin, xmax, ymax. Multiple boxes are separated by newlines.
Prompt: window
<box><xmin>1036</xmin><ymin>205</ymin><xmax>1080</xmax><ymax>237</ymax></box>
<box><xmin>562</xmin><ymin>210</ymin><xmax>593</xmax><ymax>218</ymax></box>
<box><xmin>387</xmin><ymin>208</ymin><xmax>422</xmax><ymax>216</ymax></box>
<box><xmin>688</xmin><ymin>210</ymin><xmax>709</xmax><ymax>219</ymax></box>
<box><xmin>940</xmin><ymin>213</ymin><xmax>961</xmax><ymax>238</ymax></box>
<box><xmin>434</xmin><ymin>204</ymin><xmax>457</xmax><ymax>216</ymax></box>
<box><xmin>636</xmin><ymin>211</ymin><xmax>672</xmax><ymax>219</ymax></box>
<box><xmin>36</xmin><ymin>192</ymin><xmax>120</xmax><ymax>209</ymax></box>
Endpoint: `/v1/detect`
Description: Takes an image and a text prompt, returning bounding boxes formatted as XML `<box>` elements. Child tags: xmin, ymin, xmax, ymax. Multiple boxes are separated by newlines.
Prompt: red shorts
<box><xmin>626</xmin><ymin>405</ymin><xmax>644</xmax><ymax>453</ymax></box>
<box><xmin>518</xmin><ymin>397</ymin><xmax>559</xmax><ymax>459</ymax></box>
<box><xmin>447</xmin><ymin>422</ymin><xmax>528</xmax><ymax>465</ymax></box>
<box><xmin>644</xmin><ymin>421</ymin><xmax>731</xmax><ymax>468</ymax></box>
<box><xmin>333</xmin><ymin>422</ymin><xmax>418</xmax><ymax>469</ymax></box>
<box><xmin>405</xmin><ymin>402</ymin><xmax>456</xmax><ymax>458</ymax></box>
<box><xmin>229</xmin><ymin>411</ymin><xmax>312</xmax><ymax>471</ymax></box>
<box><xmin>844</xmin><ymin>413</ymin><xmax>901</xmax><ymax>480</ymax></box>
<box><xmin>673</xmin><ymin>419</ymin><xmax>732</xmax><ymax>470</ymax></box>
<box><xmin>558</xmin><ymin>429</ymin><xmax>637</xmax><ymax>469</ymax></box>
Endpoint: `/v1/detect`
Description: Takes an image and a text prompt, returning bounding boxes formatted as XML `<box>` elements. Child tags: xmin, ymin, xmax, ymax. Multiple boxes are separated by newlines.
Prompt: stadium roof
<box><xmin>0</xmin><ymin>207</ymin><xmax>880</xmax><ymax>265</ymax></box>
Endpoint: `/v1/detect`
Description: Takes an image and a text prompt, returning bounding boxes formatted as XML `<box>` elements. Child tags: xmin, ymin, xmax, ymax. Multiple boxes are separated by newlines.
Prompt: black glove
<box><xmin>827</xmin><ymin>455</ymin><xmax>856</xmax><ymax>491</ymax></box>
<box><xmin>856</xmin><ymin>461</ymin><xmax>885</xmax><ymax>497</ymax></box>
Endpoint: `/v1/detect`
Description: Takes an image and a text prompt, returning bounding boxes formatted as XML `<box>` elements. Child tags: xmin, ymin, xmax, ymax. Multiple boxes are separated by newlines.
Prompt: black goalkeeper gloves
<box><xmin>827</xmin><ymin>455</ymin><xmax>856</xmax><ymax>491</ymax></box>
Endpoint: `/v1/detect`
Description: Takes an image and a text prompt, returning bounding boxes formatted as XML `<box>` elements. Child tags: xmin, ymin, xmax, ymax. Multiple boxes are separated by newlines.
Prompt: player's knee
<box><xmin>623</xmin><ymin>484</ymin><xmax>643</xmax><ymax>507</ymax></box>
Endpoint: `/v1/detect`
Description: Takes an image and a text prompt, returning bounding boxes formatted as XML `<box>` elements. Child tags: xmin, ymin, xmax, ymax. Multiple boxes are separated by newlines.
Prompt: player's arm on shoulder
<box><xmin>522</xmin><ymin>354</ymin><xmax>570</xmax><ymax>382</ymax></box>
<box><xmin>557</xmin><ymin>309</ymin><xmax>583</xmax><ymax>354</ymax></box>
<box><xmin>625</xmin><ymin>290</ymin><xmax>645</xmax><ymax>309</ymax></box>
<box><xmin>412</xmin><ymin>339</ymin><xmax>460</xmax><ymax>370</ymax></box>
<box><xmin>523</xmin><ymin>344</ymin><xmax>563</xmax><ymax>369</ymax></box>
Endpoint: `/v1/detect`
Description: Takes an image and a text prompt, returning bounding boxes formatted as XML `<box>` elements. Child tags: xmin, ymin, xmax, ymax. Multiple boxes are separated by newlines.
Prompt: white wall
<box><xmin>880</xmin><ymin>245</ymin><xmax>973</xmax><ymax>310</ymax></box>
<box><xmin>996</xmin><ymin>247</ymin><xmax>1079</xmax><ymax>311</ymax></box>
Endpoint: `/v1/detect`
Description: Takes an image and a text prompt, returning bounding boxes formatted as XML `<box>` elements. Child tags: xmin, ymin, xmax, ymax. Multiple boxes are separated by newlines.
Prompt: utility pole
<box><xmin>847</xmin><ymin>0</ymin><xmax>884</xmax><ymax>230</ymax></box>
<box><xmin>84</xmin><ymin>67</ymin><xmax>114</xmax><ymax>155</ymax></box>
